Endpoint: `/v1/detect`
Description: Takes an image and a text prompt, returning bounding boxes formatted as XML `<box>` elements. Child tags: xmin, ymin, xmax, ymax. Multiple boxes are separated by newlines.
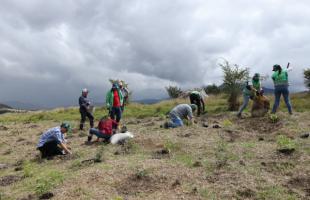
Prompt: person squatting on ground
<box><xmin>37</xmin><ymin>122</ymin><xmax>72</xmax><ymax>158</ymax></box>
<box><xmin>118</xmin><ymin>80</ymin><xmax>129</xmax><ymax>112</ymax></box>
<box><xmin>165</xmin><ymin>104</ymin><xmax>197</xmax><ymax>128</ymax></box>
<box><xmin>106</xmin><ymin>83</ymin><xmax>124</xmax><ymax>129</ymax></box>
<box><xmin>271</xmin><ymin>64</ymin><xmax>293</xmax><ymax>114</ymax></box>
<box><xmin>189</xmin><ymin>91</ymin><xmax>205</xmax><ymax>116</ymax></box>
<box><xmin>87</xmin><ymin>116</ymin><xmax>118</xmax><ymax>143</ymax></box>
<box><xmin>79</xmin><ymin>88</ymin><xmax>94</xmax><ymax>130</ymax></box>
<box><xmin>237</xmin><ymin>73</ymin><xmax>262</xmax><ymax>118</ymax></box>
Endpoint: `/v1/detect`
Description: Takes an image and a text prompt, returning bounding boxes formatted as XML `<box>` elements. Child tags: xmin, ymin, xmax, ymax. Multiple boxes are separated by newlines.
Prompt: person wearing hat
<box><xmin>271</xmin><ymin>64</ymin><xmax>292</xmax><ymax>114</ymax></box>
<box><xmin>118</xmin><ymin>80</ymin><xmax>130</xmax><ymax>112</ymax></box>
<box><xmin>106</xmin><ymin>83</ymin><xmax>124</xmax><ymax>129</ymax></box>
<box><xmin>79</xmin><ymin>88</ymin><xmax>94</xmax><ymax>130</ymax></box>
<box><xmin>164</xmin><ymin>104</ymin><xmax>197</xmax><ymax>128</ymax></box>
<box><xmin>189</xmin><ymin>91</ymin><xmax>205</xmax><ymax>116</ymax></box>
<box><xmin>237</xmin><ymin>73</ymin><xmax>262</xmax><ymax>118</ymax></box>
<box><xmin>37</xmin><ymin>122</ymin><xmax>72</xmax><ymax>158</ymax></box>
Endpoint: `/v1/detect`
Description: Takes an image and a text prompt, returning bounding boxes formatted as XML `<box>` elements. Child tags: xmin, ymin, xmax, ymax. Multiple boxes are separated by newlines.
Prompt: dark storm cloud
<box><xmin>0</xmin><ymin>0</ymin><xmax>309</xmax><ymax>107</ymax></box>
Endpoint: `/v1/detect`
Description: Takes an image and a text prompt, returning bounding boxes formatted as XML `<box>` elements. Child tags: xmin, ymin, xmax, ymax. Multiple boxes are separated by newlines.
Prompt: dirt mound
<box><xmin>117</xmin><ymin>172</ymin><xmax>167</xmax><ymax>196</ymax></box>
<box><xmin>236</xmin><ymin>116</ymin><xmax>283</xmax><ymax>134</ymax></box>
<box><xmin>0</xmin><ymin>175</ymin><xmax>23</xmax><ymax>186</ymax></box>
<box><xmin>287</xmin><ymin>176</ymin><xmax>310</xmax><ymax>196</ymax></box>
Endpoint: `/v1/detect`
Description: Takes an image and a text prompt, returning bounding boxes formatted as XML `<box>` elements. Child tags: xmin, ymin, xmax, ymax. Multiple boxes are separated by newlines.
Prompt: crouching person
<box><xmin>37</xmin><ymin>123</ymin><xmax>72</xmax><ymax>158</ymax></box>
<box><xmin>87</xmin><ymin>116</ymin><xmax>118</xmax><ymax>143</ymax></box>
<box><xmin>165</xmin><ymin>104</ymin><xmax>197</xmax><ymax>128</ymax></box>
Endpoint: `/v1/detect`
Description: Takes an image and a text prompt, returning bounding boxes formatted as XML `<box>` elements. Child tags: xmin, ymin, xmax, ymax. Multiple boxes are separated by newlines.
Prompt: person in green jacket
<box><xmin>271</xmin><ymin>64</ymin><xmax>292</xmax><ymax>114</ymax></box>
<box><xmin>237</xmin><ymin>73</ymin><xmax>261</xmax><ymax>118</ymax></box>
<box><xmin>106</xmin><ymin>83</ymin><xmax>124</xmax><ymax>128</ymax></box>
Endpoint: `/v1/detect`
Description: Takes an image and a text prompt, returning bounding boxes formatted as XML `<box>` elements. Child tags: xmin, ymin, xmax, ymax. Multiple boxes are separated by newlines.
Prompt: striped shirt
<box><xmin>37</xmin><ymin>127</ymin><xmax>65</xmax><ymax>148</ymax></box>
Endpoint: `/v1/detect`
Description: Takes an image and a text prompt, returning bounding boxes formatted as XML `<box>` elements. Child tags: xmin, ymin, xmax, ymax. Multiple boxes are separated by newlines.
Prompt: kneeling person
<box><xmin>88</xmin><ymin>116</ymin><xmax>118</xmax><ymax>142</ymax></box>
<box><xmin>166</xmin><ymin>104</ymin><xmax>197</xmax><ymax>128</ymax></box>
<box><xmin>37</xmin><ymin>123</ymin><xmax>72</xmax><ymax>158</ymax></box>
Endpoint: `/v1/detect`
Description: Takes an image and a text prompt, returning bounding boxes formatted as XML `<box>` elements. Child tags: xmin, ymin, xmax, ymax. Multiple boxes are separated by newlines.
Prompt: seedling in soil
<box><xmin>276</xmin><ymin>135</ymin><xmax>296</xmax><ymax>155</ymax></box>
<box><xmin>135</xmin><ymin>169</ymin><xmax>149</xmax><ymax>180</ymax></box>
<box><xmin>269</xmin><ymin>114</ymin><xmax>279</xmax><ymax>123</ymax></box>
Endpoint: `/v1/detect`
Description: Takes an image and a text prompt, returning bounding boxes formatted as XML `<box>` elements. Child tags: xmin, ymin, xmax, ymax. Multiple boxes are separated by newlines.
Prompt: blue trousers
<box><xmin>167</xmin><ymin>114</ymin><xmax>184</xmax><ymax>128</ymax></box>
<box><xmin>272</xmin><ymin>86</ymin><xmax>292</xmax><ymax>114</ymax></box>
<box><xmin>237</xmin><ymin>95</ymin><xmax>250</xmax><ymax>115</ymax></box>
<box><xmin>89</xmin><ymin>128</ymin><xmax>111</xmax><ymax>140</ymax></box>
<box><xmin>110</xmin><ymin>107</ymin><xmax>122</xmax><ymax>122</ymax></box>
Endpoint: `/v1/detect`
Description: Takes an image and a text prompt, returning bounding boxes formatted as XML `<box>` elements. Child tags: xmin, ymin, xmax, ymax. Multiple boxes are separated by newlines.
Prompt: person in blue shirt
<box><xmin>37</xmin><ymin>123</ymin><xmax>72</xmax><ymax>158</ymax></box>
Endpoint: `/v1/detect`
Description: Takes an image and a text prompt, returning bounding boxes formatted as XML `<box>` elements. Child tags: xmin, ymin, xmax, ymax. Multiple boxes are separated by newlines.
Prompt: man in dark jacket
<box><xmin>79</xmin><ymin>88</ymin><xmax>94</xmax><ymax>130</ymax></box>
<box><xmin>189</xmin><ymin>91</ymin><xmax>205</xmax><ymax>116</ymax></box>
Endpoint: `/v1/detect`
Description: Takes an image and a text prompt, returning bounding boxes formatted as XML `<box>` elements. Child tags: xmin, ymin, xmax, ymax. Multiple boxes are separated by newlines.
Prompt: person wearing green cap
<box><xmin>237</xmin><ymin>73</ymin><xmax>262</xmax><ymax>118</ymax></box>
<box><xmin>189</xmin><ymin>91</ymin><xmax>205</xmax><ymax>116</ymax></box>
<box><xmin>37</xmin><ymin>122</ymin><xmax>72</xmax><ymax>158</ymax></box>
<box><xmin>164</xmin><ymin>104</ymin><xmax>197</xmax><ymax>128</ymax></box>
<box><xmin>271</xmin><ymin>64</ymin><xmax>292</xmax><ymax>114</ymax></box>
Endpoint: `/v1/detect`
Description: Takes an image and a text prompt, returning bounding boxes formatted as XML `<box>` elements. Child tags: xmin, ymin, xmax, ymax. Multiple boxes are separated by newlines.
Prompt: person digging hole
<box><xmin>37</xmin><ymin>122</ymin><xmax>72</xmax><ymax>159</ymax></box>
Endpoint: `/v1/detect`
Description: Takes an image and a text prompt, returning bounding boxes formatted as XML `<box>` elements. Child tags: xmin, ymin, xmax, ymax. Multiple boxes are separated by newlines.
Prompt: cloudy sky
<box><xmin>0</xmin><ymin>0</ymin><xmax>309</xmax><ymax>108</ymax></box>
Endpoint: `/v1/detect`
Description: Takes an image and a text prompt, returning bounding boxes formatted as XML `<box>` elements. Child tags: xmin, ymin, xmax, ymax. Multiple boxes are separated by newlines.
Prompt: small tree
<box><xmin>304</xmin><ymin>68</ymin><xmax>310</xmax><ymax>91</ymax></box>
<box><xmin>165</xmin><ymin>86</ymin><xmax>182</xmax><ymax>99</ymax></box>
<box><xmin>220</xmin><ymin>60</ymin><xmax>249</xmax><ymax>111</ymax></box>
<box><xmin>204</xmin><ymin>84</ymin><xmax>221</xmax><ymax>95</ymax></box>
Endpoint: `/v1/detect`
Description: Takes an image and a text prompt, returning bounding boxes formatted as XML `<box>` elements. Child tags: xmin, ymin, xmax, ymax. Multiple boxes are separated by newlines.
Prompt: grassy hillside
<box><xmin>0</xmin><ymin>93</ymin><xmax>309</xmax><ymax>200</ymax></box>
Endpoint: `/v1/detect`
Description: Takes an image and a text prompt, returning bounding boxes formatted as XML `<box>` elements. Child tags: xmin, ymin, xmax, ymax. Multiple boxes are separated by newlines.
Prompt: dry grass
<box><xmin>0</xmin><ymin>94</ymin><xmax>309</xmax><ymax>199</ymax></box>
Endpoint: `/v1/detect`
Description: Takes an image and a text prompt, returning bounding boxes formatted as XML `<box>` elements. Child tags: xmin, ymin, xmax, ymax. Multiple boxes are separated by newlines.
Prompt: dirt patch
<box><xmin>0</xmin><ymin>175</ymin><xmax>23</xmax><ymax>186</ymax></box>
<box><xmin>18</xmin><ymin>194</ymin><xmax>36</xmax><ymax>200</ymax></box>
<box><xmin>277</xmin><ymin>148</ymin><xmax>295</xmax><ymax>155</ymax></box>
<box><xmin>236</xmin><ymin>187</ymin><xmax>256</xmax><ymax>198</ymax></box>
<box><xmin>287</xmin><ymin>176</ymin><xmax>310</xmax><ymax>196</ymax></box>
<box><xmin>261</xmin><ymin>161</ymin><xmax>295</xmax><ymax>175</ymax></box>
<box><xmin>220</xmin><ymin>129</ymin><xmax>240</xmax><ymax>142</ymax></box>
<box><xmin>117</xmin><ymin>173</ymin><xmax>167</xmax><ymax>196</ymax></box>
<box><xmin>236</xmin><ymin>117</ymin><xmax>283</xmax><ymax>134</ymax></box>
<box><xmin>0</xmin><ymin>125</ymin><xmax>8</xmax><ymax>131</ymax></box>
<box><xmin>152</xmin><ymin>148</ymin><xmax>171</xmax><ymax>159</ymax></box>
<box><xmin>39</xmin><ymin>192</ymin><xmax>54</xmax><ymax>199</ymax></box>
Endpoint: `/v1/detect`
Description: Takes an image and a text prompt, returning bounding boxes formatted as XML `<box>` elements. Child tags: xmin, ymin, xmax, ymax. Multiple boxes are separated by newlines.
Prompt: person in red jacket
<box><xmin>87</xmin><ymin>116</ymin><xmax>118</xmax><ymax>142</ymax></box>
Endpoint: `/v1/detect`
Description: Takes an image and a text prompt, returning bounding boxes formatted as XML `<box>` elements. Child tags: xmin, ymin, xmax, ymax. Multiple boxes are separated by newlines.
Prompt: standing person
<box><xmin>189</xmin><ymin>91</ymin><xmax>205</xmax><ymax>116</ymax></box>
<box><xmin>106</xmin><ymin>83</ymin><xmax>124</xmax><ymax>129</ymax></box>
<box><xmin>237</xmin><ymin>74</ymin><xmax>261</xmax><ymax>118</ymax></box>
<box><xmin>118</xmin><ymin>80</ymin><xmax>129</xmax><ymax>112</ymax></box>
<box><xmin>79</xmin><ymin>88</ymin><xmax>94</xmax><ymax>130</ymax></box>
<box><xmin>37</xmin><ymin>123</ymin><xmax>72</xmax><ymax>158</ymax></box>
<box><xmin>271</xmin><ymin>64</ymin><xmax>293</xmax><ymax>114</ymax></box>
<box><xmin>87</xmin><ymin>116</ymin><xmax>118</xmax><ymax>142</ymax></box>
<box><xmin>165</xmin><ymin>104</ymin><xmax>197</xmax><ymax>128</ymax></box>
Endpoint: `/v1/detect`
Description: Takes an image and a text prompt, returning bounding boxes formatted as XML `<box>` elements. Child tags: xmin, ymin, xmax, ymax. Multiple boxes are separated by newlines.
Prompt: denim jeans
<box><xmin>110</xmin><ymin>107</ymin><xmax>122</xmax><ymax>122</ymax></box>
<box><xmin>238</xmin><ymin>95</ymin><xmax>250</xmax><ymax>115</ymax></box>
<box><xmin>167</xmin><ymin>114</ymin><xmax>184</xmax><ymax>128</ymax></box>
<box><xmin>89</xmin><ymin>128</ymin><xmax>111</xmax><ymax>140</ymax></box>
<box><xmin>272</xmin><ymin>85</ymin><xmax>292</xmax><ymax>114</ymax></box>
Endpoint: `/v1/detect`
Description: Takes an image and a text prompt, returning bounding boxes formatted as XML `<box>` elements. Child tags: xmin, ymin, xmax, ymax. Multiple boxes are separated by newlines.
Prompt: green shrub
<box><xmin>276</xmin><ymin>135</ymin><xmax>296</xmax><ymax>150</ymax></box>
<box><xmin>35</xmin><ymin>171</ymin><xmax>64</xmax><ymax>195</ymax></box>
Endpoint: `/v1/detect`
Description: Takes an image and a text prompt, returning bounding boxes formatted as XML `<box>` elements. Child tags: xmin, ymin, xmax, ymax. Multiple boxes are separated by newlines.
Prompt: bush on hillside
<box><xmin>204</xmin><ymin>84</ymin><xmax>222</xmax><ymax>95</ymax></box>
<box><xmin>220</xmin><ymin>60</ymin><xmax>249</xmax><ymax>111</ymax></box>
<box><xmin>304</xmin><ymin>68</ymin><xmax>310</xmax><ymax>90</ymax></box>
<box><xmin>165</xmin><ymin>86</ymin><xmax>183</xmax><ymax>99</ymax></box>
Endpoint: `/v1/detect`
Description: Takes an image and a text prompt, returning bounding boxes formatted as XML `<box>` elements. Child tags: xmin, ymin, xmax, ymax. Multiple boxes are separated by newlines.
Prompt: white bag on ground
<box><xmin>110</xmin><ymin>132</ymin><xmax>134</xmax><ymax>144</ymax></box>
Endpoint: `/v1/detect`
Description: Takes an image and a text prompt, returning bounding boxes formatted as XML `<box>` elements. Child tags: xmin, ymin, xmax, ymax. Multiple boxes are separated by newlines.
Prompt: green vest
<box><xmin>272</xmin><ymin>70</ymin><xmax>288</xmax><ymax>86</ymax></box>
<box><xmin>106</xmin><ymin>89</ymin><xmax>124</xmax><ymax>109</ymax></box>
<box><xmin>252</xmin><ymin>80</ymin><xmax>261</xmax><ymax>91</ymax></box>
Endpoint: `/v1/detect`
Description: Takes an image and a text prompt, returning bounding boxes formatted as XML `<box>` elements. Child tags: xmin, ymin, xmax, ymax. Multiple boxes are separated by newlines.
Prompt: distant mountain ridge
<box><xmin>0</xmin><ymin>103</ymin><xmax>12</xmax><ymax>109</ymax></box>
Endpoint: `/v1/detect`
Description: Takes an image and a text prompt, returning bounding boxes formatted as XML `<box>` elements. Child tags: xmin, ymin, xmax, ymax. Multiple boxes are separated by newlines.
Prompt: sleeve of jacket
<box><xmin>106</xmin><ymin>91</ymin><xmax>111</xmax><ymax>109</ymax></box>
